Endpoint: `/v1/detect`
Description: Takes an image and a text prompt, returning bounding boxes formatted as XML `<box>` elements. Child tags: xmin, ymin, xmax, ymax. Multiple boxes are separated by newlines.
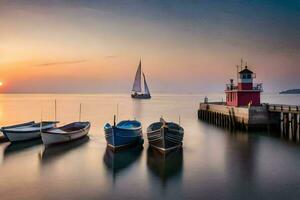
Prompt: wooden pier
<box><xmin>267</xmin><ymin>104</ymin><xmax>300</xmax><ymax>140</ymax></box>
<box><xmin>198</xmin><ymin>102</ymin><xmax>300</xmax><ymax>139</ymax></box>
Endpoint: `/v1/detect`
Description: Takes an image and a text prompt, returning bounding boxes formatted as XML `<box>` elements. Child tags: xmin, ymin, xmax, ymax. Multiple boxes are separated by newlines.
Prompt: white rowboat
<box><xmin>41</xmin><ymin>122</ymin><xmax>90</xmax><ymax>146</ymax></box>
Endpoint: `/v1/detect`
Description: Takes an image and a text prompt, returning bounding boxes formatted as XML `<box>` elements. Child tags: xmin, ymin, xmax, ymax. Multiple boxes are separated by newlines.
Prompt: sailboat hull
<box><xmin>131</xmin><ymin>93</ymin><xmax>151</xmax><ymax>99</ymax></box>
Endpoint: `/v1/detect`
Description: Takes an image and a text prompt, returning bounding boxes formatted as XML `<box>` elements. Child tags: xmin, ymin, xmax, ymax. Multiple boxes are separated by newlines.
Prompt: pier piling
<box><xmin>198</xmin><ymin>102</ymin><xmax>299</xmax><ymax>136</ymax></box>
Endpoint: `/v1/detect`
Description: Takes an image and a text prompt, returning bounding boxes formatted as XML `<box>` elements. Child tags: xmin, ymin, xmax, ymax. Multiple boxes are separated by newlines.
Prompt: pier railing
<box><xmin>267</xmin><ymin>104</ymin><xmax>300</xmax><ymax>114</ymax></box>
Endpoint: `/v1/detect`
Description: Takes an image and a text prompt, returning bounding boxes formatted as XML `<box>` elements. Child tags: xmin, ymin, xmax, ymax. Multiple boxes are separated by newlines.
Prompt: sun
<box><xmin>0</xmin><ymin>82</ymin><xmax>3</xmax><ymax>86</ymax></box>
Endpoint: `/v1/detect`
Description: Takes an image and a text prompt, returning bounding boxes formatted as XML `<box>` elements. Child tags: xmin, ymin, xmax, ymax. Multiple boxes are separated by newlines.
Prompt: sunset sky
<box><xmin>0</xmin><ymin>0</ymin><xmax>299</xmax><ymax>93</ymax></box>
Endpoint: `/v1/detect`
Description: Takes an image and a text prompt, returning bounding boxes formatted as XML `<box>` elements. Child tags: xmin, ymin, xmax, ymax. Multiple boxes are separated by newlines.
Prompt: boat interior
<box><xmin>166</xmin><ymin>122</ymin><xmax>184</xmax><ymax>132</ymax></box>
<box><xmin>47</xmin><ymin>122</ymin><xmax>89</xmax><ymax>134</ymax></box>
<box><xmin>117</xmin><ymin>120</ymin><xmax>141</xmax><ymax>129</ymax></box>
<box><xmin>147</xmin><ymin>122</ymin><xmax>164</xmax><ymax>131</ymax></box>
<box><xmin>32</xmin><ymin>121</ymin><xmax>58</xmax><ymax>127</ymax></box>
<box><xmin>1</xmin><ymin>121</ymin><xmax>35</xmax><ymax>130</ymax></box>
<box><xmin>147</xmin><ymin>122</ymin><xmax>183</xmax><ymax>132</ymax></box>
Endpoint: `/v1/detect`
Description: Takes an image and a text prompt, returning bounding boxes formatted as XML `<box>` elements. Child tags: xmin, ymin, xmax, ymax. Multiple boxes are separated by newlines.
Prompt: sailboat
<box><xmin>131</xmin><ymin>60</ymin><xmax>151</xmax><ymax>99</ymax></box>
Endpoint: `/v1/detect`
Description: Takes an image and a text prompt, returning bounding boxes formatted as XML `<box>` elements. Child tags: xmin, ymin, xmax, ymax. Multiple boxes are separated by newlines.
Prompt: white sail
<box><xmin>132</xmin><ymin>60</ymin><xmax>142</xmax><ymax>92</ymax></box>
<box><xmin>143</xmin><ymin>73</ymin><xmax>150</xmax><ymax>95</ymax></box>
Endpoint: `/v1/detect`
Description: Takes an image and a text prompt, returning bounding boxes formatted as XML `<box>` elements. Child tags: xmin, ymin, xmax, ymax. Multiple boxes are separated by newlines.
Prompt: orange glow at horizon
<box><xmin>0</xmin><ymin>2</ymin><xmax>299</xmax><ymax>93</ymax></box>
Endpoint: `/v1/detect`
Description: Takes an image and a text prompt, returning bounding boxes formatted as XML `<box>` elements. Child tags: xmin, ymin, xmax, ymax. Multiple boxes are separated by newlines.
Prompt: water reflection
<box><xmin>132</xmin><ymin>98</ymin><xmax>143</xmax><ymax>119</ymax></box>
<box><xmin>103</xmin><ymin>145</ymin><xmax>143</xmax><ymax>179</ymax></box>
<box><xmin>147</xmin><ymin>147</ymin><xmax>183</xmax><ymax>187</ymax></box>
<box><xmin>39</xmin><ymin>136</ymin><xmax>90</xmax><ymax>165</ymax></box>
<box><xmin>4</xmin><ymin>139</ymin><xmax>42</xmax><ymax>159</ymax></box>
<box><xmin>225</xmin><ymin>131</ymin><xmax>257</xmax><ymax>181</ymax></box>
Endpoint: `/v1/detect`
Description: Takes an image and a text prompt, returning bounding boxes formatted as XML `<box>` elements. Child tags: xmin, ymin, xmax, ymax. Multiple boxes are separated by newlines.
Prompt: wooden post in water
<box><xmin>220</xmin><ymin>114</ymin><xmax>223</xmax><ymax>127</ymax></box>
<box><xmin>289</xmin><ymin>113</ymin><xmax>292</xmax><ymax>140</ymax></box>
<box><xmin>280</xmin><ymin>112</ymin><xmax>284</xmax><ymax>136</ymax></box>
<box><xmin>283</xmin><ymin>113</ymin><xmax>286</xmax><ymax>136</ymax></box>
<box><xmin>207</xmin><ymin>111</ymin><xmax>210</xmax><ymax>122</ymax></box>
<box><xmin>227</xmin><ymin>115</ymin><xmax>230</xmax><ymax>129</ymax></box>
<box><xmin>293</xmin><ymin>114</ymin><xmax>297</xmax><ymax>140</ymax></box>
<box><xmin>296</xmin><ymin>114</ymin><xmax>300</xmax><ymax>141</ymax></box>
<box><xmin>213</xmin><ymin>112</ymin><xmax>216</xmax><ymax>125</ymax></box>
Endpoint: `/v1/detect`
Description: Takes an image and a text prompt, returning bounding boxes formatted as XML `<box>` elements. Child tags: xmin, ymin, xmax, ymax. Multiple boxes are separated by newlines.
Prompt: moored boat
<box><xmin>147</xmin><ymin>118</ymin><xmax>184</xmax><ymax>153</ymax></box>
<box><xmin>1</xmin><ymin>121</ymin><xmax>58</xmax><ymax>142</ymax></box>
<box><xmin>104</xmin><ymin>117</ymin><xmax>143</xmax><ymax>150</ymax></box>
<box><xmin>41</xmin><ymin>122</ymin><xmax>90</xmax><ymax>146</ymax></box>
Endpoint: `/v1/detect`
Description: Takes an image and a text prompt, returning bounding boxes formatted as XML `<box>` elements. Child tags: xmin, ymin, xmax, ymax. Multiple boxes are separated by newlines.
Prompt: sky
<box><xmin>0</xmin><ymin>0</ymin><xmax>299</xmax><ymax>93</ymax></box>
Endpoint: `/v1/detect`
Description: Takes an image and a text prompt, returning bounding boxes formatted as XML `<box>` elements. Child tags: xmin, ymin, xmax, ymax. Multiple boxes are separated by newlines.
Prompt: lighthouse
<box><xmin>225</xmin><ymin>65</ymin><xmax>263</xmax><ymax>107</ymax></box>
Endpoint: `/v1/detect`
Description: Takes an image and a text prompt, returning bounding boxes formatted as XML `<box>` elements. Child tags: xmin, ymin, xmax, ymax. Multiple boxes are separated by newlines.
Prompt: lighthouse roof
<box><xmin>239</xmin><ymin>66</ymin><xmax>253</xmax><ymax>74</ymax></box>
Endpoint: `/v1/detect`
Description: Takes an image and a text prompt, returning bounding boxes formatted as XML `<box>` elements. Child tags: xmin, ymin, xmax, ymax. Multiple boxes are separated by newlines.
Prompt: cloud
<box><xmin>105</xmin><ymin>55</ymin><xmax>117</xmax><ymax>58</ymax></box>
<box><xmin>35</xmin><ymin>60</ymin><xmax>87</xmax><ymax>67</ymax></box>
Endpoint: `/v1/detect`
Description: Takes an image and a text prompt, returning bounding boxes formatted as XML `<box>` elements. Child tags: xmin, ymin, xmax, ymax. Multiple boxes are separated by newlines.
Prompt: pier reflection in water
<box><xmin>147</xmin><ymin>147</ymin><xmax>183</xmax><ymax>187</ymax></box>
<box><xmin>224</xmin><ymin>131</ymin><xmax>257</xmax><ymax>182</ymax></box>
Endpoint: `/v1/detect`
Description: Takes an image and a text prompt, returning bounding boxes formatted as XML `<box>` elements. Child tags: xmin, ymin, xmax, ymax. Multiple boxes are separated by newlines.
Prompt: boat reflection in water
<box><xmin>4</xmin><ymin>138</ymin><xmax>42</xmax><ymax>159</ymax></box>
<box><xmin>103</xmin><ymin>145</ymin><xmax>143</xmax><ymax>179</ymax></box>
<box><xmin>147</xmin><ymin>147</ymin><xmax>183</xmax><ymax>187</ymax></box>
<box><xmin>39</xmin><ymin>136</ymin><xmax>89</xmax><ymax>165</ymax></box>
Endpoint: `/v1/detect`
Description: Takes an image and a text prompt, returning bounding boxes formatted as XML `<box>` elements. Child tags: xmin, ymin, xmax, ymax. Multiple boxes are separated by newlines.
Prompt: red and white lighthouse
<box><xmin>225</xmin><ymin>65</ymin><xmax>263</xmax><ymax>107</ymax></box>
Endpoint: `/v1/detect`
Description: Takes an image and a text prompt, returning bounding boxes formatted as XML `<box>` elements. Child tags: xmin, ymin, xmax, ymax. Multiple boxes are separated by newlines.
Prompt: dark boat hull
<box><xmin>147</xmin><ymin>125</ymin><xmax>183</xmax><ymax>153</ymax></box>
<box><xmin>131</xmin><ymin>93</ymin><xmax>151</xmax><ymax>99</ymax></box>
<box><xmin>104</xmin><ymin>126</ymin><xmax>143</xmax><ymax>150</ymax></box>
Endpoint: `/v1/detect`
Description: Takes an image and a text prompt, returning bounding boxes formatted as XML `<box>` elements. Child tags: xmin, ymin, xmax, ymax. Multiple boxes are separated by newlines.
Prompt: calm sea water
<box><xmin>0</xmin><ymin>93</ymin><xmax>300</xmax><ymax>200</ymax></box>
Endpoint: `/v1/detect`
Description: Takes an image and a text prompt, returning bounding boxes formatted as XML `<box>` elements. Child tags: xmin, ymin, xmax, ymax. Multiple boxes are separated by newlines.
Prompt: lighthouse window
<box><xmin>247</xmin><ymin>74</ymin><xmax>251</xmax><ymax>79</ymax></box>
<box><xmin>243</xmin><ymin>74</ymin><xmax>247</xmax><ymax>79</ymax></box>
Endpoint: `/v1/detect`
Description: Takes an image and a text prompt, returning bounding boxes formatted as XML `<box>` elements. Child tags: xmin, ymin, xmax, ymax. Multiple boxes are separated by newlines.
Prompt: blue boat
<box><xmin>104</xmin><ymin>117</ymin><xmax>143</xmax><ymax>150</ymax></box>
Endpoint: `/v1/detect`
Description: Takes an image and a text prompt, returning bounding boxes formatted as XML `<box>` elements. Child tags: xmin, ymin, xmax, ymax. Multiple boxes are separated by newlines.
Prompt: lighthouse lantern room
<box><xmin>225</xmin><ymin>64</ymin><xmax>263</xmax><ymax>107</ymax></box>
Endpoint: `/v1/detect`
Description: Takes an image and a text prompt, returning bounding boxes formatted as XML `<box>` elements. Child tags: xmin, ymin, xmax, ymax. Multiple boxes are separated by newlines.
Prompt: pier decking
<box><xmin>198</xmin><ymin>102</ymin><xmax>300</xmax><ymax>139</ymax></box>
